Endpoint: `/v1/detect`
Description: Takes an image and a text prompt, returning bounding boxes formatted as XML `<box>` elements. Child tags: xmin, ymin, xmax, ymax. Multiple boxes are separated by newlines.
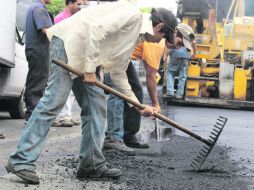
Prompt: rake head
<box><xmin>190</xmin><ymin>116</ymin><xmax>228</xmax><ymax>171</ymax></box>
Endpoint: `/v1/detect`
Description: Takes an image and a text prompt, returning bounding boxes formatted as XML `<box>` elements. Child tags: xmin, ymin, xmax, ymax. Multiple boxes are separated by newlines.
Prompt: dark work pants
<box><xmin>123</xmin><ymin>61</ymin><xmax>143</xmax><ymax>142</ymax></box>
<box><xmin>24</xmin><ymin>44</ymin><xmax>49</xmax><ymax>121</ymax></box>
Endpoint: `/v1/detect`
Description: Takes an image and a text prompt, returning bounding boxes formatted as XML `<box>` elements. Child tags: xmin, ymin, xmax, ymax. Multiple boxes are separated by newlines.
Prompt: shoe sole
<box><xmin>5</xmin><ymin>166</ymin><xmax>39</xmax><ymax>184</ymax></box>
<box><xmin>60</xmin><ymin>122</ymin><xmax>74</xmax><ymax>127</ymax></box>
<box><xmin>121</xmin><ymin>151</ymin><xmax>135</xmax><ymax>156</ymax></box>
<box><xmin>71</xmin><ymin>121</ymin><xmax>80</xmax><ymax>125</ymax></box>
<box><xmin>104</xmin><ymin>148</ymin><xmax>135</xmax><ymax>156</ymax></box>
<box><xmin>51</xmin><ymin>123</ymin><xmax>62</xmax><ymax>127</ymax></box>
<box><xmin>61</xmin><ymin>125</ymin><xmax>73</xmax><ymax>127</ymax></box>
<box><xmin>77</xmin><ymin>170</ymin><xmax>123</xmax><ymax>179</ymax></box>
<box><xmin>103</xmin><ymin>145</ymin><xmax>135</xmax><ymax>156</ymax></box>
<box><xmin>15</xmin><ymin>172</ymin><xmax>40</xmax><ymax>184</ymax></box>
<box><xmin>77</xmin><ymin>173</ymin><xmax>122</xmax><ymax>179</ymax></box>
<box><xmin>125</xmin><ymin>143</ymin><xmax>149</xmax><ymax>149</ymax></box>
<box><xmin>51</xmin><ymin>125</ymin><xmax>62</xmax><ymax>127</ymax></box>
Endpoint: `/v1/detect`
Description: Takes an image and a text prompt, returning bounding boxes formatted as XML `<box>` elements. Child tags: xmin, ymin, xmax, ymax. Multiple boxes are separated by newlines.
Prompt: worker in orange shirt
<box><xmin>104</xmin><ymin>40</ymin><xmax>165</xmax><ymax>155</ymax></box>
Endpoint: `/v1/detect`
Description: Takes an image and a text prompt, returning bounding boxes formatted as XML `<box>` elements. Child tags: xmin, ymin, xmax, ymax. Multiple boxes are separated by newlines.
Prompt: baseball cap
<box><xmin>177</xmin><ymin>23</ymin><xmax>195</xmax><ymax>51</ymax></box>
<box><xmin>153</xmin><ymin>8</ymin><xmax>177</xmax><ymax>44</ymax></box>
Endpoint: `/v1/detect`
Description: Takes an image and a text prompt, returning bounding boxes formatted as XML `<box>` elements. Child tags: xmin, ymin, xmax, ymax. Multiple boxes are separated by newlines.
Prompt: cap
<box><xmin>177</xmin><ymin>23</ymin><xmax>195</xmax><ymax>51</ymax></box>
<box><xmin>154</xmin><ymin>8</ymin><xmax>177</xmax><ymax>44</ymax></box>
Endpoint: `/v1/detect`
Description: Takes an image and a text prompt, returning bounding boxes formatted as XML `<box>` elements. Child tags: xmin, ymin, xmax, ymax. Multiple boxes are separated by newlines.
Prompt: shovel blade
<box><xmin>139</xmin><ymin>126</ymin><xmax>173</xmax><ymax>143</ymax></box>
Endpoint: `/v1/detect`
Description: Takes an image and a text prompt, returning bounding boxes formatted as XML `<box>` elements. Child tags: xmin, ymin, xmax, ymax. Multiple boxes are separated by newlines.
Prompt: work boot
<box><xmin>166</xmin><ymin>93</ymin><xmax>175</xmax><ymax>99</ymax></box>
<box><xmin>0</xmin><ymin>133</ymin><xmax>5</xmax><ymax>139</ymax></box>
<box><xmin>52</xmin><ymin>121</ymin><xmax>62</xmax><ymax>127</ymax></box>
<box><xmin>175</xmin><ymin>94</ymin><xmax>183</xmax><ymax>99</ymax></box>
<box><xmin>5</xmin><ymin>163</ymin><xmax>40</xmax><ymax>184</ymax></box>
<box><xmin>77</xmin><ymin>166</ymin><xmax>122</xmax><ymax>179</ymax></box>
<box><xmin>71</xmin><ymin>119</ymin><xmax>80</xmax><ymax>126</ymax></box>
<box><xmin>60</xmin><ymin>119</ymin><xmax>73</xmax><ymax>127</ymax></box>
<box><xmin>124</xmin><ymin>140</ymin><xmax>149</xmax><ymax>149</ymax></box>
<box><xmin>124</xmin><ymin>135</ymin><xmax>149</xmax><ymax>149</ymax></box>
<box><xmin>103</xmin><ymin>140</ymin><xmax>135</xmax><ymax>156</ymax></box>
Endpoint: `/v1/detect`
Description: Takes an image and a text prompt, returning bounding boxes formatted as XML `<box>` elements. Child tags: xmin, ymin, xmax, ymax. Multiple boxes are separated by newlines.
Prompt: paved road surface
<box><xmin>0</xmin><ymin>92</ymin><xmax>254</xmax><ymax>189</ymax></box>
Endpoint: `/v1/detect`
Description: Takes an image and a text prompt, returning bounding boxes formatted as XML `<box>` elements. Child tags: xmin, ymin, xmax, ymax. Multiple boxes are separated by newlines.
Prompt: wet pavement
<box><xmin>0</xmin><ymin>88</ymin><xmax>254</xmax><ymax>189</ymax></box>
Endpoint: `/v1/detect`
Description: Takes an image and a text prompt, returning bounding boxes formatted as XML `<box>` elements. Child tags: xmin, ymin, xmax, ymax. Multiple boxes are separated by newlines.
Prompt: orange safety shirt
<box><xmin>131</xmin><ymin>40</ymin><xmax>165</xmax><ymax>70</ymax></box>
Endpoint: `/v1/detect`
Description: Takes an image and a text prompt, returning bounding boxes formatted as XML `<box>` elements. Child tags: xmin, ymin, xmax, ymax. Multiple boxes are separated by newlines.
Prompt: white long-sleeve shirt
<box><xmin>46</xmin><ymin>0</ymin><xmax>153</xmax><ymax>103</ymax></box>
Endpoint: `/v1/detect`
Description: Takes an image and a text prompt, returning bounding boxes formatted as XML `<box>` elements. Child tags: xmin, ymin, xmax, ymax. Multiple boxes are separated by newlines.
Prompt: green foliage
<box><xmin>139</xmin><ymin>7</ymin><xmax>152</xmax><ymax>13</ymax></box>
<box><xmin>47</xmin><ymin>0</ymin><xmax>65</xmax><ymax>17</ymax></box>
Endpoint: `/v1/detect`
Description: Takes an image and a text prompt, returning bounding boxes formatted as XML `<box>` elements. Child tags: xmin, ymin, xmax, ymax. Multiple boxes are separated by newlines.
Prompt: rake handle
<box><xmin>52</xmin><ymin>58</ymin><xmax>211</xmax><ymax>146</ymax></box>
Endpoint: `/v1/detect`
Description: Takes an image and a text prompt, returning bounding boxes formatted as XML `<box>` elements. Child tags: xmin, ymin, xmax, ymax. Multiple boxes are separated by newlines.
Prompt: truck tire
<box><xmin>9</xmin><ymin>90</ymin><xmax>26</xmax><ymax>119</ymax></box>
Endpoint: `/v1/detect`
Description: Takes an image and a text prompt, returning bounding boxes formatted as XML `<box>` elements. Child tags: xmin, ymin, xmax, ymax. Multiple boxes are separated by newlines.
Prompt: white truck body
<box><xmin>0</xmin><ymin>0</ymin><xmax>32</xmax><ymax>118</ymax></box>
<box><xmin>0</xmin><ymin>1</ymin><xmax>16</xmax><ymax>67</ymax></box>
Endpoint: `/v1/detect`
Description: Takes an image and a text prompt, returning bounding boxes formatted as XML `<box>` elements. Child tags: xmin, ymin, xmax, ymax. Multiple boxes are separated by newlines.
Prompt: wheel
<box><xmin>8</xmin><ymin>90</ymin><xmax>26</xmax><ymax>119</ymax></box>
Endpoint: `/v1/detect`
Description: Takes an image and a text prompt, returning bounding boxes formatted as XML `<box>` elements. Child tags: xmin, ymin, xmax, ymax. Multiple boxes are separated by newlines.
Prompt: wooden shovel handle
<box><xmin>52</xmin><ymin>58</ymin><xmax>211</xmax><ymax>146</ymax></box>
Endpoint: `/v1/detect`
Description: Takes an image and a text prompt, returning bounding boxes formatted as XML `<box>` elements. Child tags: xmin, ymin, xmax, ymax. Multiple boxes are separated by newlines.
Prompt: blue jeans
<box><xmin>167</xmin><ymin>59</ymin><xmax>188</xmax><ymax>96</ymax></box>
<box><xmin>8</xmin><ymin>36</ymin><xmax>107</xmax><ymax>173</ymax></box>
<box><xmin>104</xmin><ymin>62</ymin><xmax>143</xmax><ymax>142</ymax></box>
<box><xmin>104</xmin><ymin>73</ymin><xmax>125</xmax><ymax>141</ymax></box>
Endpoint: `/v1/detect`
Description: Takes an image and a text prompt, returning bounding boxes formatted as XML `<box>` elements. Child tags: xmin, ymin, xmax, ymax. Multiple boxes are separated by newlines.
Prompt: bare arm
<box><xmin>191</xmin><ymin>40</ymin><xmax>197</xmax><ymax>57</ymax></box>
<box><xmin>42</xmin><ymin>28</ymin><xmax>48</xmax><ymax>34</ymax></box>
<box><xmin>145</xmin><ymin>62</ymin><xmax>161</xmax><ymax>113</ymax></box>
<box><xmin>162</xmin><ymin>46</ymin><xmax>170</xmax><ymax>63</ymax></box>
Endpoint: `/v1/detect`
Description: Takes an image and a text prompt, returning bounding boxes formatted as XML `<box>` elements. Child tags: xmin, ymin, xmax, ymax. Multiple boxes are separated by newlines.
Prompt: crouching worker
<box><xmin>6</xmin><ymin>0</ymin><xmax>176</xmax><ymax>184</ymax></box>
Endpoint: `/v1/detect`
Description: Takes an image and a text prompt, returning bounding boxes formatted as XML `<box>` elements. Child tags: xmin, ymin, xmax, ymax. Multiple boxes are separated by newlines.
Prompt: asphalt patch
<box><xmin>57</xmin><ymin>135</ymin><xmax>249</xmax><ymax>190</ymax></box>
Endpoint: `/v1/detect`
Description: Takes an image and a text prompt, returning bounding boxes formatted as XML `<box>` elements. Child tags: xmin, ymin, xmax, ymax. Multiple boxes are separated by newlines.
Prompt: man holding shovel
<box><xmin>104</xmin><ymin>39</ymin><xmax>165</xmax><ymax>155</ymax></box>
<box><xmin>6</xmin><ymin>0</ymin><xmax>176</xmax><ymax>184</ymax></box>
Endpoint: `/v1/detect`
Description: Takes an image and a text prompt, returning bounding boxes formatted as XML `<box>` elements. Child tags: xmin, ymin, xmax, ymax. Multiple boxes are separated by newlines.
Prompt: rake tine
<box><xmin>191</xmin><ymin>162</ymin><xmax>199</xmax><ymax>168</ymax></box>
<box><xmin>211</xmin><ymin>132</ymin><xmax>218</xmax><ymax>136</ymax></box>
<box><xmin>219</xmin><ymin>116</ymin><xmax>227</xmax><ymax>120</ymax></box>
<box><xmin>216</xmin><ymin>122</ymin><xmax>224</xmax><ymax>126</ymax></box>
<box><xmin>209</xmin><ymin>136</ymin><xmax>216</xmax><ymax>141</ymax></box>
<box><xmin>191</xmin><ymin>163</ymin><xmax>198</xmax><ymax>169</ymax></box>
<box><xmin>214</xmin><ymin>125</ymin><xmax>222</xmax><ymax>130</ymax></box>
<box><xmin>202</xmin><ymin>146</ymin><xmax>210</xmax><ymax>151</ymax></box>
<box><xmin>217</xmin><ymin>119</ymin><xmax>226</xmax><ymax>123</ymax></box>
<box><xmin>197</xmin><ymin>156</ymin><xmax>203</xmax><ymax>160</ymax></box>
<box><xmin>191</xmin><ymin>160</ymin><xmax>198</xmax><ymax>165</ymax></box>
<box><xmin>190</xmin><ymin>164</ymin><xmax>196</xmax><ymax>168</ymax></box>
<box><xmin>215</xmin><ymin>120</ymin><xmax>224</xmax><ymax>126</ymax></box>
<box><xmin>209</xmin><ymin>134</ymin><xmax>216</xmax><ymax>138</ymax></box>
<box><xmin>190</xmin><ymin>116</ymin><xmax>228</xmax><ymax>171</ymax></box>
<box><xmin>213</xmin><ymin>128</ymin><xmax>220</xmax><ymax>133</ymax></box>
<box><xmin>199</xmin><ymin>152</ymin><xmax>206</xmax><ymax>157</ymax></box>
<box><xmin>218</xmin><ymin>116</ymin><xmax>228</xmax><ymax>123</ymax></box>
<box><xmin>194</xmin><ymin>158</ymin><xmax>201</xmax><ymax>163</ymax></box>
<box><xmin>215</xmin><ymin>125</ymin><xmax>224</xmax><ymax>130</ymax></box>
<box><xmin>218</xmin><ymin>116</ymin><xmax>227</xmax><ymax>120</ymax></box>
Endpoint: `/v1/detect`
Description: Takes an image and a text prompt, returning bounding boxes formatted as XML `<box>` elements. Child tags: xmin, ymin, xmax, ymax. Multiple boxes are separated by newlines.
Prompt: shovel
<box><xmin>52</xmin><ymin>58</ymin><xmax>228</xmax><ymax>170</ymax></box>
<box><xmin>139</xmin><ymin>118</ymin><xmax>173</xmax><ymax>143</ymax></box>
<box><xmin>154</xmin><ymin>118</ymin><xmax>173</xmax><ymax>141</ymax></box>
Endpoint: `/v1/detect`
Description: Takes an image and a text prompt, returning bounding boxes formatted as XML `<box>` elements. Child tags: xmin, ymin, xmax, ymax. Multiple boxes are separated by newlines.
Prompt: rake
<box><xmin>52</xmin><ymin>58</ymin><xmax>228</xmax><ymax>171</ymax></box>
